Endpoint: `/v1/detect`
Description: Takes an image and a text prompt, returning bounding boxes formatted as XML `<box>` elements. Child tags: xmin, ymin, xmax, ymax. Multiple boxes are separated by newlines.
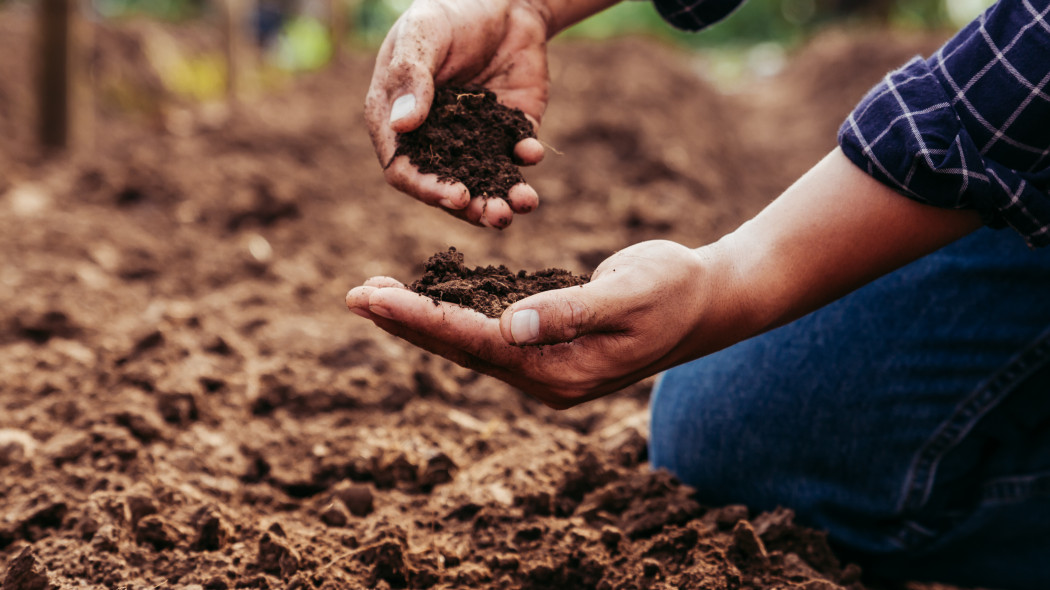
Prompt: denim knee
<box><xmin>648</xmin><ymin>227</ymin><xmax>1050</xmax><ymax>590</ymax></box>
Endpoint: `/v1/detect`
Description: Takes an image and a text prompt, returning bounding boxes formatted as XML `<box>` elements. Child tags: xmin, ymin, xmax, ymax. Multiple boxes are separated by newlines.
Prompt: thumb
<box><xmin>499</xmin><ymin>286</ymin><xmax>610</xmax><ymax>346</ymax></box>
<box><xmin>386</xmin><ymin>64</ymin><xmax>434</xmax><ymax>134</ymax></box>
<box><xmin>385</xmin><ymin>11</ymin><xmax>450</xmax><ymax>133</ymax></box>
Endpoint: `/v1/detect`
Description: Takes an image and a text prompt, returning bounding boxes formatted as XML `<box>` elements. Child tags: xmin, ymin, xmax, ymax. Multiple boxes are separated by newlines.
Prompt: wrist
<box><xmin>683</xmin><ymin>238</ymin><xmax>773</xmax><ymax>360</ymax></box>
<box><xmin>531</xmin><ymin>0</ymin><xmax>625</xmax><ymax>38</ymax></box>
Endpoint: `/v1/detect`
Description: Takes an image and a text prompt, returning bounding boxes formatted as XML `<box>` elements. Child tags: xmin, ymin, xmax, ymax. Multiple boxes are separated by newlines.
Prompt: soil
<box><xmin>395</xmin><ymin>85</ymin><xmax>535</xmax><ymax>201</ymax></box>
<box><xmin>0</xmin><ymin>9</ymin><xmax>979</xmax><ymax>590</ymax></box>
<box><xmin>409</xmin><ymin>248</ymin><xmax>589</xmax><ymax>318</ymax></box>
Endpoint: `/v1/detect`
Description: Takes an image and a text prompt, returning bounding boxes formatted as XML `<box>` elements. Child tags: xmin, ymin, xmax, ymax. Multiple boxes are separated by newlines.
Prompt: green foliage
<box><xmin>69</xmin><ymin>0</ymin><xmax>994</xmax><ymax>54</ymax></box>
<box><xmin>94</xmin><ymin>0</ymin><xmax>207</xmax><ymax>21</ymax></box>
<box><xmin>273</xmin><ymin>16</ymin><xmax>333</xmax><ymax>71</ymax></box>
<box><xmin>562</xmin><ymin>0</ymin><xmax>968</xmax><ymax>49</ymax></box>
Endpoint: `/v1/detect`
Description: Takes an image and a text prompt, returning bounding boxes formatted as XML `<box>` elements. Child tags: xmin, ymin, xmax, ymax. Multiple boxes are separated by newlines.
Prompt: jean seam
<box><xmin>981</xmin><ymin>469</ymin><xmax>1050</xmax><ymax>503</ymax></box>
<box><xmin>896</xmin><ymin>328</ymin><xmax>1050</xmax><ymax>515</ymax></box>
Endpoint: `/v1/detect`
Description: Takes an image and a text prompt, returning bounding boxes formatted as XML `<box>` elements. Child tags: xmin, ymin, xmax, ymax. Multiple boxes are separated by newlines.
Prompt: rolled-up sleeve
<box><xmin>650</xmin><ymin>0</ymin><xmax>744</xmax><ymax>31</ymax></box>
<box><xmin>839</xmin><ymin>0</ymin><xmax>1050</xmax><ymax>247</ymax></box>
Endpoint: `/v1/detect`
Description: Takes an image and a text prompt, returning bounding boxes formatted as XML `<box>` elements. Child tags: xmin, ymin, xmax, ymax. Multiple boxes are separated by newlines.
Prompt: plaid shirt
<box><xmin>652</xmin><ymin>0</ymin><xmax>1050</xmax><ymax>247</ymax></box>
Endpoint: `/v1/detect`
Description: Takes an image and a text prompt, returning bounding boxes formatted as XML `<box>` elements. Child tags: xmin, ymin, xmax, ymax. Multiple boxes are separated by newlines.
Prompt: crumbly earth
<box><xmin>410</xmin><ymin>247</ymin><xmax>589</xmax><ymax>318</ymax></box>
<box><xmin>394</xmin><ymin>85</ymin><xmax>535</xmax><ymax>201</ymax></box>
<box><xmin>0</xmin><ymin>10</ymin><xmax>980</xmax><ymax>590</ymax></box>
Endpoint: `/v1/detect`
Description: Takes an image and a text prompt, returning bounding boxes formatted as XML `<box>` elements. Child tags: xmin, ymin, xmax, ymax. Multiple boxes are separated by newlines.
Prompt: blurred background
<box><xmin>0</xmin><ymin>2</ymin><xmax>1003</xmax><ymax>588</ymax></box>
<box><xmin>1</xmin><ymin>0</ymin><xmax>995</xmax><ymax>157</ymax></box>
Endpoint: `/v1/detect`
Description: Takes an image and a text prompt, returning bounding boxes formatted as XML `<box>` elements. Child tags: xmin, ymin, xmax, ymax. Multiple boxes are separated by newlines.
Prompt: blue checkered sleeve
<box><xmin>649</xmin><ymin>0</ymin><xmax>745</xmax><ymax>31</ymax></box>
<box><xmin>839</xmin><ymin>0</ymin><xmax>1050</xmax><ymax>247</ymax></box>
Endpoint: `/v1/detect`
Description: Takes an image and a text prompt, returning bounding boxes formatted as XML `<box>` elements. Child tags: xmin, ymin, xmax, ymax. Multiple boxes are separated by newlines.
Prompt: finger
<box><xmin>364</xmin><ymin>310</ymin><xmax>581</xmax><ymax>408</ymax></box>
<box><xmin>385</xmin><ymin>156</ymin><xmax>470</xmax><ymax>209</ymax></box>
<box><xmin>363</xmin><ymin>276</ymin><xmax>405</xmax><ymax>288</ymax></box>
<box><xmin>481</xmin><ymin>198</ymin><xmax>513</xmax><ymax>229</ymax></box>
<box><xmin>346</xmin><ymin>285</ymin><xmax>378</xmax><ymax>318</ymax></box>
<box><xmin>346</xmin><ymin>277</ymin><xmax>406</xmax><ymax>317</ymax></box>
<box><xmin>384</xmin><ymin>9</ymin><xmax>453</xmax><ymax>133</ymax></box>
<box><xmin>463</xmin><ymin>197</ymin><xmax>487</xmax><ymax>226</ymax></box>
<box><xmin>506</xmin><ymin>183</ymin><xmax>538</xmax><ymax>214</ymax></box>
<box><xmin>364</xmin><ymin>24</ymin><xmax>402</xmax><ymax>166</ymax></box>
<box><xmin>367</xmin><ymin>287</ymin><xmax>519</xmax><ymax>362</ymax></box>
<box><xmin>514</xmin><ymin>137</ymin><xmax>545</xmax><ymax>166</ymax></box>
<box><xmin>360</xmin><ymin>287</ymin><xmax>631</xmax><ymax>408</ymax></box>
<box><xmin>499</xmin><ymin>283</ymin><xmax>619</xmax><ymax>346</ymax></box>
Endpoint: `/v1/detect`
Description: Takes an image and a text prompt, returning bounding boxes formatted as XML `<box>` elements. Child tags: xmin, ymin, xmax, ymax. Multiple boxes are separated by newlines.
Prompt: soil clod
<box><xmin>410</xmin><ymin>248</ymin><xmax>588</xmax><ymax>318</ymax></box>
<box><xmin>395</xmin><ymin>86</ymin><xmax>535</xmax><ymax>202</ymax></box>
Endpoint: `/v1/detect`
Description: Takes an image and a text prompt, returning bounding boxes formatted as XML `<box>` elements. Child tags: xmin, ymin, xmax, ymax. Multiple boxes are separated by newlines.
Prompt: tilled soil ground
<box><xmin>1</xmin><ymin>10</ymin><xmax>977</xmax><ymax>590</ymax></box>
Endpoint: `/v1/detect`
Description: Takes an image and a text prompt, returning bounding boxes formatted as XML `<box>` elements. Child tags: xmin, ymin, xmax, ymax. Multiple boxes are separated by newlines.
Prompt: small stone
<box><xmin>355</xmin><ymin>540</ymin><xmax>408</xmax><ymax>587</ymax></box>
<box><xmin>486</xmin><ymin>554</ymin><xmax>519</xmax><ymax>571</ymax></box>
<box><xmin>135</xmin><ymin>515</ymin><xmax>178</xmax><ymax>550</ymax></box>
<box><xmin>601</xmin><ymin>425</ymin><xmax>647</xmax><ymax>467</ymax></box>
<box><xmin>641</xmin><ymin>558</ymin><xmax>661</xmax><ymax>578</ymax></box>
<box><xmin>43</xmin><ymin>431</ymin><xmax>90</xmax><ymax>464</ymax></box>
<box><xmin>379</xmin><ymin>384</ymin><xmax>413</xmax><ymax>411</ymax></box>
<box><xmin>713</xmin><ymin>504</ymin><xmax>749</xmax><ymax>529</ymax></box>
<box><xmin>320</xmin><ymin>500</ymin><xmax>351</xmax><ymax>527</ymax></box>
<box><xmin>17</xmin><ymin>495</ymin><xmax>68</xmax><ymax>538</ymax></box>
<box><xmin>258</xmin><ymin>531</ymin><xmax>300</xmax><ymax>577</ymax></box>
<box><xmin>2</xmin><ymin>547</ymin><xmax>56</xmax><ymax>590</ymax></box>
<box><xmin>156</xmin><ymin>391</ymin><xmax>199</xmax><ymax>425</ymax></box>
<box><xmin>730</xmin><ymin>520</ymin><xmax>768</xmax><ymax>563</ymax></box>
<box><xmin>114</xmin><ymin>410</ymin><xmax>164</xmax><ymax>443</ymax></box>
<box><xmin>0</xmin><ymin>429</ymin><xmax>36</xmax><ymax>467</ymax></box>
<box><xmin>333</xmin><ymin>482</ymin><xmax>373</xmax><ymax>517</ymax></box>
<box><xmin>91</xmin><ymin>524</ymin><xmax>120</xmax><ymax>553</ymax></box>
<box><xmin>419</xmin><ymin>452</ymin><xmax>457</xmax><ymax>489</ymax></box>
<box><xmin>193</xmin><ymin>507</ymin><xmax>230</xmax><ymax>551</ymax></box>
<box><xmin>125</xmin><ymin>492</ymin><xmax>158</xmax><ymax>526</ymax></box>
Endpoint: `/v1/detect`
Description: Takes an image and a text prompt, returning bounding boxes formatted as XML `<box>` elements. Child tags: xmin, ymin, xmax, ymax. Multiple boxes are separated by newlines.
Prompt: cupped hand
<box><xmin>345</xmin><ymin>241</ymin><xmax>708</xmax><ymax>408</ymax></box>
<box><xmin>365</xmin><ymin>0</ymin><xmax>549</xmax><ymax>229</ymax></box>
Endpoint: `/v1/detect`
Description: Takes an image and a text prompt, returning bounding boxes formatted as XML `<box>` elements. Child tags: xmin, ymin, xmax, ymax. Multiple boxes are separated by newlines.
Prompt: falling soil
<box><xmin>394</xmin><ymin>85</ymin><xmax>535</xmax><ymax>201</ymax></box>
<box><xmin>0</xmin><ymin>10</ymin><xmax>969</xmax><ymax>590</ymax></box>
<box><xmin>409</xmin><ymin>247</ymin><xmax>589</xmax><ymax>318</ymax></box>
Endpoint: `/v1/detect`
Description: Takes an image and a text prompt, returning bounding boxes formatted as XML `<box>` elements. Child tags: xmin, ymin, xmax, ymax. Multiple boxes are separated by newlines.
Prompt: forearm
<box><xmin>536</xmin><ymin>0</ymin><xmax>624</xmax><ymax>37</ymax></box>
<box><xmin>688</xmin><ymin>148</ymin><xmax>982</xmax><ymax>356</ymax></box>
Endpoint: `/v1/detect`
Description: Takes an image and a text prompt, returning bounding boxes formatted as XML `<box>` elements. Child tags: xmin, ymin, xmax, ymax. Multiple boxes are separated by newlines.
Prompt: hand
<box><xmin>365</xmin><ymin>0</ymin><xmax>549</xmax><ymax>229</ymax></box>
<box><xmin>345</xmin><ymin>241</ymin><xmax>708</xmax><ymax>408</ymax></box>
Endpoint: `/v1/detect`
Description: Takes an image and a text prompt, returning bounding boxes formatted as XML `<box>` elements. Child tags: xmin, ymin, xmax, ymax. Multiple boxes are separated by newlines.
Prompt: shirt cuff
<box><xmin>650</xmin><ymin>0</ymin><xmax>743</xmax><ymax>32</ymax></box>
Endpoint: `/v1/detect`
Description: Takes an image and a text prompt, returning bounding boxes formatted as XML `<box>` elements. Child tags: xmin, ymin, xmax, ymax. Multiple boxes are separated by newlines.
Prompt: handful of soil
<box><xmin>410</xmin><ymin>248</ymin><xmax>589</xmax><ymax>318</ymax></box>
<box><xmin>394</xmin><ymin>86</ymin><xmax>535</xmax><ymax>201</ymax></box>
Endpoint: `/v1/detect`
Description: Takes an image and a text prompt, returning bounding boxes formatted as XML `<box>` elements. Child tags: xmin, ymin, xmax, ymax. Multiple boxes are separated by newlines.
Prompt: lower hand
<box><xmin>345</xmin><ymin>241</ymin><xmax>707</xmax><ymax>408</ymax></box>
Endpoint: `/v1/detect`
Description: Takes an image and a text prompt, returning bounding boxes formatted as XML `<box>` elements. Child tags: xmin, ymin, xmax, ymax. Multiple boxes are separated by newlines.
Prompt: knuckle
<box><xmin>561</xmin><ymin>299</ymin><xmax>594</xmax><ymax>341</ymax></box>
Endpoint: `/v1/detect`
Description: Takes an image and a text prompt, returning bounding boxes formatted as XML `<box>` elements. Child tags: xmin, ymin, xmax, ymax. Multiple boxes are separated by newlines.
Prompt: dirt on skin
<box><xmin>394</xmin><ymin>85</ymin><xmax>535</xmax><ymax>203</ymax></box>
<box><xmin>0</xmin><ymin>9</ymin><xmax>982</xmax><ymax>590</ymax></box>
<box><xmin>409</xmin><ymin>248</ymin><xmax>589</xmax><ymax>318</ymax></box>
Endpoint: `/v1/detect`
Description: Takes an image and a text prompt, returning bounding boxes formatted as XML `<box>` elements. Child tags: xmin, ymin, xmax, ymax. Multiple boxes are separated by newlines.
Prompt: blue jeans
<box><xmin>649</xmin><ymin>227</ymin><xmax>1050</xmax><ymax>590</ymax></box>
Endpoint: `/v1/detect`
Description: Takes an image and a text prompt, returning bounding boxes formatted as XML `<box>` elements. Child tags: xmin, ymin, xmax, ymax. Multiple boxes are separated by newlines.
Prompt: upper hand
<box><xmin>365</xmin><ymin>0</ymin><xmax>549</xmax><ymax>229</ymax></box>
<box><xmin>345</xmin><ymin>241</ymin><xmax>707</xmax><ymax>408</ymax></box>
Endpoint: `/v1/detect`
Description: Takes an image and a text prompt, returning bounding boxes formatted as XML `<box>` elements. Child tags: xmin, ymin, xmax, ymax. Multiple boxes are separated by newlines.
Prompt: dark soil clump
<box><xmin>410</xmin><ymin>248</ymin><xmax>588</xmax><ymax>318</ymax></box>
<box><xmin>395</xmin><ymin>85</ymin><xmax>536</xmax><ymax>201</ymax></box>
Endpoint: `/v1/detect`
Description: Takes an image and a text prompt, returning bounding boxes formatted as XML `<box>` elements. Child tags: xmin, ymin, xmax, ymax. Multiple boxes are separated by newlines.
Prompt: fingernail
<box><xmin>478</xmin><ymin>216</ymin><xmax>492</xmax><ymax>228</ymax></box>
<box><xmin>439</xmin><ymin>198</ymin><xmax>456</xmax><ymax>209</ymax></box>
<box><xmin>511</xmin><ymin>309</ymin><xmax>540</xmax><ymax>344</ymax></box>
<box><xmin>390</xmin><ymin>94</ymin><xmax>416</xmax><ymax>124</ymax></box>
<box><xmin>369</xmin><ymin>303</ymin><xmax>394</xmax><ymax>319</ymax></box>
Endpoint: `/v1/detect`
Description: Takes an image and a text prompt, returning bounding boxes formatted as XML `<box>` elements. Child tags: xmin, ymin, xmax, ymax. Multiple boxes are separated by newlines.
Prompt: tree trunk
<box><xmin>37</xmin><ymin>0</ymin><xmax>73</xmax><ymax>151</ymax></box>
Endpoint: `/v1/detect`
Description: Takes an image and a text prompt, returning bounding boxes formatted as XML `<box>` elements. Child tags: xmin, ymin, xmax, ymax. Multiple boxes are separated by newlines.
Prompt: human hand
<box><xmin>365</xmin><ymin>0</ymin><xmax>549</xmax><ymax>228</ymax></box>
<box><xmin>345</xmin><ymin>241</ymin><xmax>708</xmax><ymax>408</ymax></box>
